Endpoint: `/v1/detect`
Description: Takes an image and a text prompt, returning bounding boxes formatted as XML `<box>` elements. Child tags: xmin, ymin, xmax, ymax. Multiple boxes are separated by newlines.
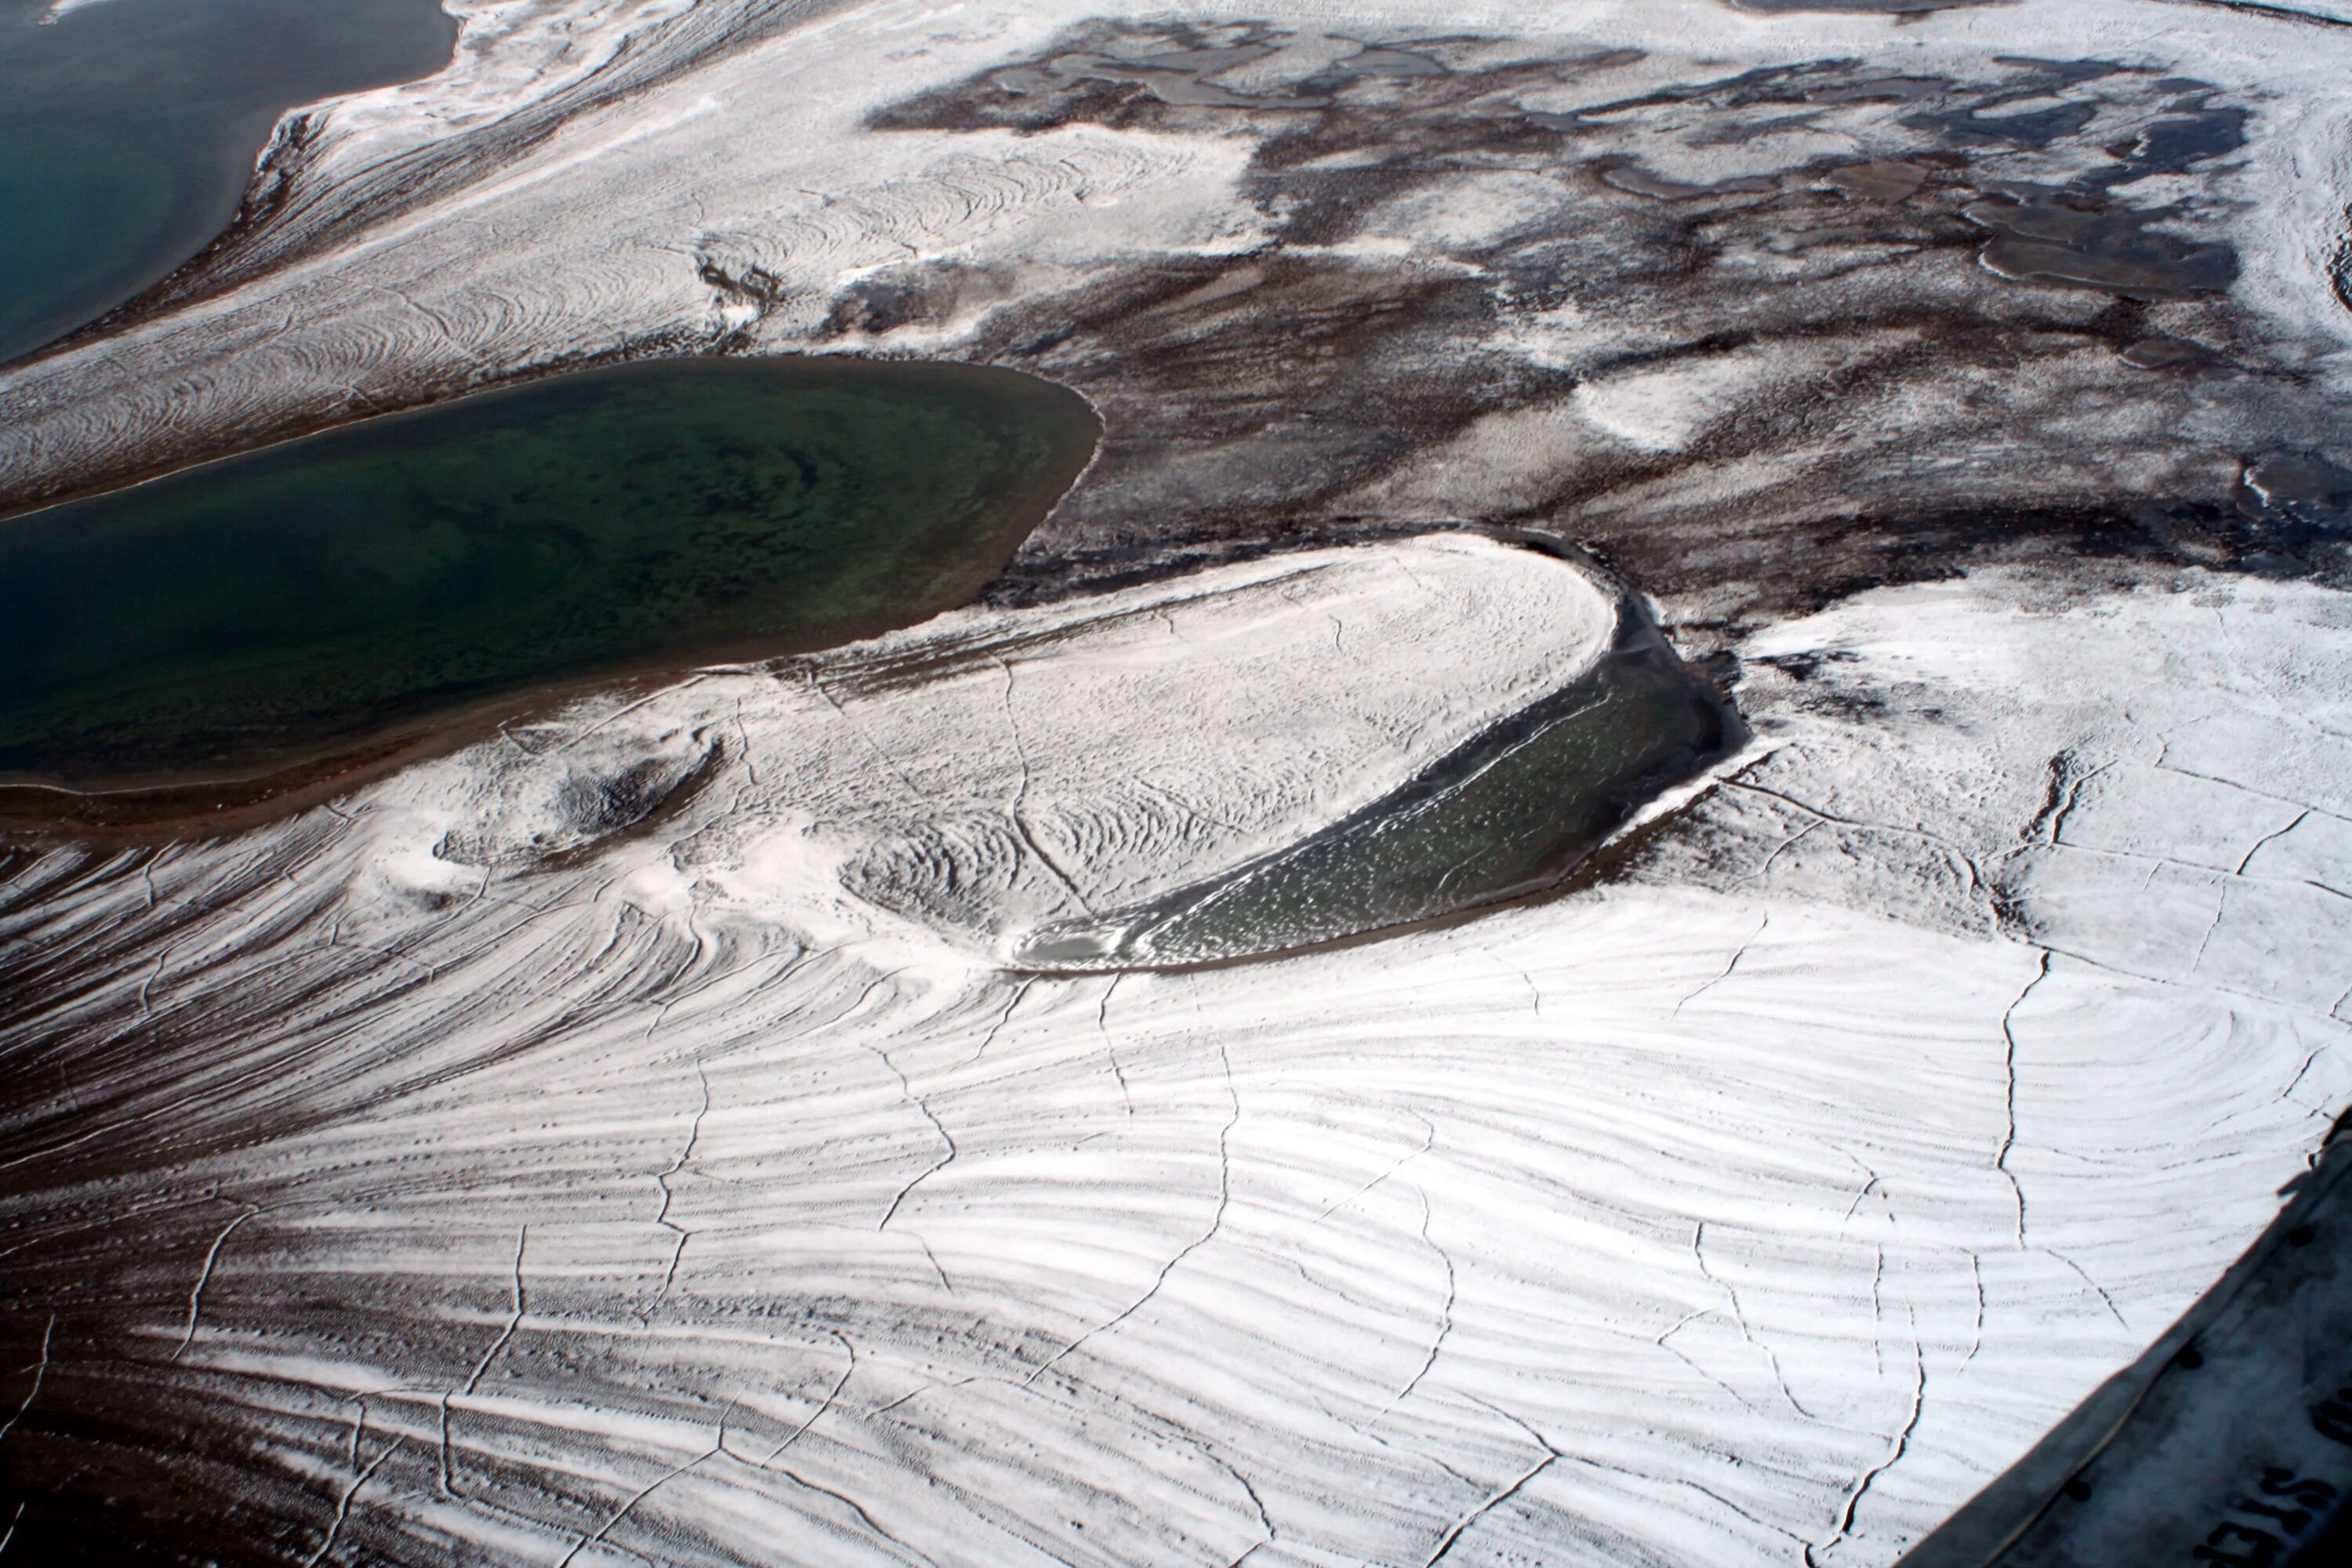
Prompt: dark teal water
<box><xmin>0</xmin><ymin>358</ymin><xmax>1100</xmax><ymax>783</ymax></box>
<box><xmin>0</xmin><ymin>0</ymin><xmax>457</xmax><ymax>365</ymax></box>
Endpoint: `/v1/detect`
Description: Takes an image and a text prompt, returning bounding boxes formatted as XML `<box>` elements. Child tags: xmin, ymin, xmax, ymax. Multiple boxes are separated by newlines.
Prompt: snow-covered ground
<box><xmin>6</xmin><ymin>0</ymin><xmax>2351</xmax><ymax>559</ymax></box>
<box><xmin>5</xmin><ymin>538</ymin><xmax>2350</xmax><ymax>1565</ymax></box>
<box><xmin>7</xmin><ymin>0</ymin><xmax>2352</xmax><ymax>1560</ymax></box>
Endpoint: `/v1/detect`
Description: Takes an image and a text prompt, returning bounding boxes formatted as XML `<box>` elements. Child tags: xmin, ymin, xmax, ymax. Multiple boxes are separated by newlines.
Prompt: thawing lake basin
<box><xmin>0</xmin><ymin>357</ymin><xmax>1098</xmax><ymax>818</ymax></box>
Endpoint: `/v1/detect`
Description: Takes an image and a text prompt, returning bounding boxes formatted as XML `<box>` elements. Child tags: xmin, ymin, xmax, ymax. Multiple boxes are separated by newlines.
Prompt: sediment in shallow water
<box><xmin>0</xmin><ymin>355</ymin><xmax>1098</xmax><ymax>818</ymax></box>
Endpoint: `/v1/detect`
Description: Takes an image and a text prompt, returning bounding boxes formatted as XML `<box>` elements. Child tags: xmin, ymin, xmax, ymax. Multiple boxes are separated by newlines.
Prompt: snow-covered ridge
<box><xmin>5</xmin><ymin>536</ymin><xmax>2352</xmax><ymax>1563</ymax></box>
<box><xmin>402</xmin><ymin>532</ymin><xmax>1616</xmax><ymax>956</ymax></box>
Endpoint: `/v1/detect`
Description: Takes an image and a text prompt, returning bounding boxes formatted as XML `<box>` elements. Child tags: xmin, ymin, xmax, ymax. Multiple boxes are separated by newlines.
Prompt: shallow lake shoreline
<box><xmin>0</xmin><ymin>354</ymin><xmax>1102</xmax><ymax>834</ymax></box>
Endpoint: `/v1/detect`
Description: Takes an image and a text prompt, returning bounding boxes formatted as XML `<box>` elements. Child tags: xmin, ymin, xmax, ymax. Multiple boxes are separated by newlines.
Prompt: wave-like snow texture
<box><xmin>3</xmin><ymin>537</ymin><xmax>2350</xmax><ymax>1566</ymax></box>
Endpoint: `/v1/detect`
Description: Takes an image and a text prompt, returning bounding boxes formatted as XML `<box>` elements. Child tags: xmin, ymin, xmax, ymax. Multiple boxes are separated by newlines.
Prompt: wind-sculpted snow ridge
<box><xmin>1014</xmin><ymin>621</ymin><xmax>1740</xmax><ymax>971</ymax></box>
<box><xmin>3</xmin><ymin>531</ymin><xmax>2350</xmax><ymax>1565</ymax></box>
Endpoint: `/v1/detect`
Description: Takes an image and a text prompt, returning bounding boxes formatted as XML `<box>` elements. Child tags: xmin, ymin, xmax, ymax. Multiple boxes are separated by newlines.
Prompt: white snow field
<box><xmin>5</xmin><ymin>538</ymin><xmax>2352</xmax><ymax>1565</ymax></box>
<box><xmin>7</xmin><ymin>0</ymin><xmax>2352</xmax><ymax>1561</ymax></box>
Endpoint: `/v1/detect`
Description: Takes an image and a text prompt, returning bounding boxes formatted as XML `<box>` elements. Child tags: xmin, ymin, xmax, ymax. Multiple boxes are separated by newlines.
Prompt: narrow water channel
<box><xmin>0</xmin><ymin>0</ymin><xmax>457</xmax><ymax>365</ymax></box>
<box><xmin>1016</xmin><ymin>584</ymin><xmax>1743</xmax><ymax>971</ymax></box>
<box><xmin>0</xmin><ymin>358</ymin><xmax>1099</xmax><ymax>810</ymax></box>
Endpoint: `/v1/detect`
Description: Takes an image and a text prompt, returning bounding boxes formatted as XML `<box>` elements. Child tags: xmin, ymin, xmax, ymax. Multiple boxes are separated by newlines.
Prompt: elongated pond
<box><xmin>1015</xmin><ymin>590</ymin><xmax>1742</xmax><ymax>971</ymax></box>
<box><xmin>0</xmin><ymin>358</ymin><xmax>1099</xmax><ymax>802</ymax></box>
<box><xmin>0</xmin><ymin>0</ymin><xmax>456</xmax><ymax>364</ymax></box>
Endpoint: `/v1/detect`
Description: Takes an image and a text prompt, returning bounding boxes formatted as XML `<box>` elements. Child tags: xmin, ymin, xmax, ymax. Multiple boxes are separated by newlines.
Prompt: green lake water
<box><xmin>1015</xmin><ymin>611</ymin><xmax>1740</xmax><ymax>971</ymax></box>
<box><xmin>0</xmin><ymin>358</ymin><xmax>1100</xmax><ymax>783</ymax></box>
<box><xmin>0</xmin><ymin>0</ymin><xmax>456</xmax><ymax>365</ymax></box>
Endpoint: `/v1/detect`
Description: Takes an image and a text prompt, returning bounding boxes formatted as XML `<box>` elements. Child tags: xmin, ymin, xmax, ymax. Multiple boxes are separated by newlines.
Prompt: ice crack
<box><xmin>2236</xmin><ymin>807</ymin><xmax>2309</xmax><ymax>876</ymax></box>
<box><xmin>1997</xmin><ymin>951</ymin><xmax>2052</xmax><ymax>1247</ymax></box>
<box><xmin>172</xmin><ymin>1203</ymin><xmax>260</xmax><ymax>1363</ymax></box>
<box><xmin>762</xmin><ymin>1328</ymin><xmax>855</xmax><ymax>1463</ymax></box>
<box><xmin>556</xmin><ymin>1406</ymin><xmax>730</xmax><ymax>1568</ymax></box>
<box><xmin>997</xmin><ymin>655</ymin><xmax>1095</xmax><ymax>915</ymax></box>
<box><xmin>1807</xmin><ymin>1308</ymin><xmax>1926</xmax><ymax>1567</ymax></box>
<box><xmin>2024</xmin><ymin>749</ymin><xmax>2112</xmax><ymax>848</ymax></box>
<box><xmin>1675</xmin><ymin>914</ymin><xmax>1769</xmax><ymax>1018</ymax></box>
<box><xmin>764</xmin><ymin>1461</ymin><xmax>936</xmax><ymax>1566</ymax></box>
<box><xmin>441</xmin><ymin>1225</ymin><xmax>528</xmax><ymax>1498</ymax></box>
<box><xmin>961</xmin><ymin>978</ymin><xmax>1033</xmax><ymax>1070</ymax></box>
<box><xmin>1725</xmin><ymin>778</ymin><xmax>1994</xmax><ymax>918</ymax></box>
<box><xmin>1306</xmin><ymin>1111</ymin><xmax>1434</xmax><ymax>1229</ymax></box>
<box><xmin>0</xmin><ymin>1314</ymin><xmax>53</xmax><ymax>1446</ymax></box>
<box><xmin>642</xmin><ymin>1061</ymin><xmax>712</xmax><ymax>1321</ymax></box>
<box><xmin>1425</xmin><ymin>1400</ymin><xmax>1563</xmax><ymax>1567</ymax></box>
<box><xmin>2046</xmin><ymin>1247</ymin><xmax>2129</xmax><ymax>1329</ymax></box>
<box><xmin>1696</xmin><ymin>1221</ymin><xmax>1817</xmax><ymax>1419</ymax></box>
<box><xmin>1483</xmin><ymin>947</ymin><xmax>1541</xmax><ymax>1018</ymax></box>
<box><xmin>1098</xmin><ymin>974</ymin><xmax>1134</xmax><ymax>1118</ymax></box>
<box><xmin>304</xmin><ymin>1436</ymin><xmax>402</xmax><ymax>1568</ymax></box>
<box><xmin>1386</xmin><ymin>1182</ymin><xmax>1457</xmax><ymax>1414</ymax></box>
<box><xmin>1026</xmin><ymin>1042</ymin><xmax>1240</xmax><ymax>1388</ymax></box>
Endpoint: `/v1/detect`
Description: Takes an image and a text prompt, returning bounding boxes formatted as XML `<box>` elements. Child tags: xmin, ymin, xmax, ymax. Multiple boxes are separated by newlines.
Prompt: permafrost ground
<box><xmin>7</xmin><ymin>0</ymin><xmax>2352</xmax><ymax>1563</ymax></box>
<box><xmin>7</xmin><ymin>546</ymin><xmax>2351</xmax><ymax>1564</ymax></box>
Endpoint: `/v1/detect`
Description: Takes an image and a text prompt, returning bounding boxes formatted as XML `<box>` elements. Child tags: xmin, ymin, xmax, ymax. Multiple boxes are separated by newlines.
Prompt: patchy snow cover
<box><xmin>5</xmin><ymin>542</ymin><xmax>2350</xmax><ymax>1565</ymax></box>
<box><xmin>1571</xmin><ymin>344</ymin><xmax>1836</xmax><ymax>456</ymax></box>
<box><xmin>5</xmin><ymin>0</ymin><xmax>2351</xmax><ymax>521</ymax></box>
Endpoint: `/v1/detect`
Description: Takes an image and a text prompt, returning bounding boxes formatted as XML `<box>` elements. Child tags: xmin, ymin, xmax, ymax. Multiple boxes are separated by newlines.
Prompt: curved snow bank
<box><xmin>3</xmin><ymin>541</ymin><xmax>2350</xmax><ymax>1563</ymax></box>
<box><xmin>1013</xmin><ymin>626</ymin><xmax>1737</xmax><ymax>970</ymax></box>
